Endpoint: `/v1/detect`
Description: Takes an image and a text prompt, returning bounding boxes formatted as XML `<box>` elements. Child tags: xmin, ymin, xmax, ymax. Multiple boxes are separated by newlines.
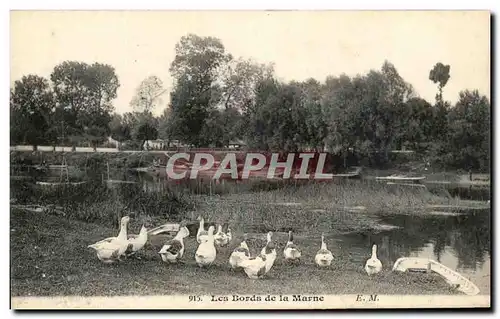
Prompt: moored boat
<box><xmin>392</xmin><ymin>257</ymin><xmax>480</xmax><ymax>296</ymax></box>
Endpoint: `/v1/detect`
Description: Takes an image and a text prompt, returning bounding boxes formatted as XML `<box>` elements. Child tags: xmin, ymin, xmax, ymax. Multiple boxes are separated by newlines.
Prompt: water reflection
<box><xmin>337</xmin><ymin>210</ymin><xmax>491</xmax><ymax>293</ymax></box>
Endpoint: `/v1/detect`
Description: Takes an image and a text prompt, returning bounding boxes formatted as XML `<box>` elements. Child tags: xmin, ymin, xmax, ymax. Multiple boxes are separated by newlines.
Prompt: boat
<box><xmin>34</xmin><ymin>164</ymin><xmax>70</xmax><ymax>171</ymax></box>
<box><xmin>36</xmin><ymin>181</ymin><xmax>87</xmax><ymax>187</ymax></box>
<box><xmin>332</xmin><ymin>166</ymin><xmax>363</xmax><ymax>178</ymax></box>
<box><xmin>105</xmin><ymin>179</ymin><xmax>136</xmax><ymax>184</ymax></box>
<box><xmin>376</xmin><ymin>174</ymin><xmax>426</xmax><ymax>182</ymax></box>
<box><xmin>392</xmin><ymin>257</ymin><xmax>480</xmax><ymax>296</ymax></box>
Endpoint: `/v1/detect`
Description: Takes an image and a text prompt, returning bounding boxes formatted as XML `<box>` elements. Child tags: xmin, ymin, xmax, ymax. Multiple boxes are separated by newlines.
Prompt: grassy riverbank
<box><xmin>10</xmin><ymin>208</ymin><xmax>458</xmax><ymax>296</ymax></box>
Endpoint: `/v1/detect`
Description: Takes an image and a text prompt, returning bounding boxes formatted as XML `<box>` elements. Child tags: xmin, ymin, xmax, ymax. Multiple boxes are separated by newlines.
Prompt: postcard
<box><xmin>9</xmin><ymin>10</ymin><xmax>491</xmax><ymax>310</ymax></box>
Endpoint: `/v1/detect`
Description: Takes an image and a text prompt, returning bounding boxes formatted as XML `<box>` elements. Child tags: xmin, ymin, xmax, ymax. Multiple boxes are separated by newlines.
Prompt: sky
<box><xmin>10</xmin><ymin>10</ymin><xmax>490</xmax><ymax>115</ymax></box>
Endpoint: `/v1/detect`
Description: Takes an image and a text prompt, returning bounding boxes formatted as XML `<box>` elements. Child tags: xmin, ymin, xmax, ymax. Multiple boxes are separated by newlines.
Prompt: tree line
<box><xmin>10</xmin><ymin>34</ymin><xmax>490</xmax><ymax>171</ymax></box>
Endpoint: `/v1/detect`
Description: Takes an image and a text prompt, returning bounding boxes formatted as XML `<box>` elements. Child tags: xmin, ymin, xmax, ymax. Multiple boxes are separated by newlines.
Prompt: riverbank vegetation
<box><xmin>10</xmin><ymin>34</ymin><xmax>490</xmax><ymax>173</ymax></box>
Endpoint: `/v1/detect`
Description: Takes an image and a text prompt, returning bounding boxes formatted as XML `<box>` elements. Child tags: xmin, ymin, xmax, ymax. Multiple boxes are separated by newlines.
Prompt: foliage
<box><xmin>129</xmin><ymin>75</ymin><xmax>165</xmax><ymax>112</ymax></box>
<box><xmin>47</xmin><ymin>61</ymin><xmax>119</xmax><ymax>149</ymax></box>
<box><xmin>168</xmin><ymin>34</ymin><xmax>232</xmax><ymax>147</ymax></box>
<box><xmin>9</xmin><ymin>36</ymin><xmax>489</xmax><ymax>172</ymax></box>
<box><xmin>429</xmin><ymin>62</ymin><xmax>451</xmax><ymax>103</ymax></box>
<box><xmin>10</xmin><ymin>75</ymin><xmax>55</xmax><ymax>149</ymax></box>
<box><xmin>109</xmin><ymin>113</ymin><xmax>131</xmax><ymax>143</ymax></box>
<box><xmin>444</xmin><ymin>90</ymin><xmax>490</xmax><ymax>171</ymax></box>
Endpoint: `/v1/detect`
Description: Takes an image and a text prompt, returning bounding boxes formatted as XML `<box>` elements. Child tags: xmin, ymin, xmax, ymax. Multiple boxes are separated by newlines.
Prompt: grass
<box><xmin>10</xmin><ymin>180</ymin><xmax>192</xmax><ymax>225</ymax></box>
<box><xmin>194</xmin><ymin>180</ymin><xmax>457</xmax><ymax>216</ymax></box>
<box><xmin>10</xmin><ymin>208</ymin><xmax>457</xmax><ymax>297</ymax></box>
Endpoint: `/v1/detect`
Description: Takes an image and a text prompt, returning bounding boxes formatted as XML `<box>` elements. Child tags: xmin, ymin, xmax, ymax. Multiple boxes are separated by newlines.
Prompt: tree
<box><xmin>243</xmin><ymin>77</ymin><xmax>280</xmax><ymax>150</ymax></box>
<box><xmin>302</xmin><ymin>78</ymin><xmax>326</xmax><ymax>150</ymax></box>
<box><xmin>243</xmin><ymin>78</ymin><xmax>305</xmax><ymax>151</ymax></box>
<box><xmin>219</xmin><ymin>58</ymin><xmax>275</xmax><ymax>111</ymax></box>
<box><xmin>129</xmin><ymin>76</ymin><xmax>166</xmax><ymax>112</ymax></box>
<box><xmin>124</xmin><ymin>111</ymin><xmax>159</xmax><ymax>150</ymax></box>
<box><xmin>168</xmin><ymin>34</ymin><xmax>232</xmax><ymax>147</ymax></box>
<box><xmin>322</xmin><ymin>61</ymin><xmax>414</xmax><ymax>166</ymax></box>
<box><xmin>50</xmin><ymin>61</ymin><xmax>119</xmax><ymax>150</ymax></box>
<box><xmin>169</xmin><ymin>34</ymin><xmax>232</xmax><ymax>81</ymax></box>
<box><xmin>10</xmin><ymin>75</ymin><xmax>55</xmax><ymax>150</ymax></box>
<box><xmin>445</xmin><ymin>90</ymin><xmax>490</xmax><ymax>171</ymax></box>
<box><xmin>429</xmin><ymin>62</ymin><xmax>451</xmax><ymax>104</ymax></box>
<box><xmin>157</xmin><ymin>108</ymin><xmax>172</xmax><ymax>143</ymax></box>
<box><xmin>136</xmin><ymin>122</ymin><xmax>158</xmax><ymax>150</ymax></box>
<box><xmin>109</xmin><ymin>113</ymin><xmax>131</xmax><ymax>148</ymax></box>
<box><xmin>322</xmin><ymin>74</ymin><xmax>360</xmax><ymax>156</ymax></box>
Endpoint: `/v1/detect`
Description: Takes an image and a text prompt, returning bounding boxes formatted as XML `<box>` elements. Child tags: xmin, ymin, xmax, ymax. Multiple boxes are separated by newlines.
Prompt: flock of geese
<box><xmin>88</xmin><ymin>215</ymin><xmax>383</xmax><ymax>279</ymax></box>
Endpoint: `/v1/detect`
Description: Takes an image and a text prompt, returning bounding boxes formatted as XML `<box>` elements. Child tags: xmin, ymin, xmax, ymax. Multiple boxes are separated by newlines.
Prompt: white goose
<box><xmin>124</xmin><ymin>225</ymin><xmax>148</xmax><ymax>259</ymax></box>
<box><xmin>159</xmin><ymin>225</ymin><xmax>190</xmax><ymax>263</ymax></box>
<box><xmin>365</xmin><ymin>244</ymin><xmax>383</xmax><ymax>275</ymax></box>
<box><xmin>88</xmin><ymin>216</ymin><xmax>131</xmax><ymax>264</ymax></box>
<box><xmin>260</xmin><ymin>231</ymin><xmax>277</xmax><ymax>273</ymax></box>
<box><xmin>283</xmin><ymin>230</ymin><xmax>301</xmax><ymax>262</ymax></box>
<box><xmin>239</xmin><ymin>254</ymin><xmax>268</xmax><ymax>279</ymax></box>
<box><xmin>196</xmin><ymin>216</ymin><xmax>209</xmax><ymax>244</ymax></box>
<box><xmin>214</xmin><ymin>224</ymin><xmax>228</xmax><ymax>247</ymax></box>
<box><xmin>229</xmin><ymin>234</ymin><xmax>251</xmax><ymax>269</ymax></box>
<box><xmin>314</xmin><ymin>233</ymin><xmax>334</xmax><ymax>267</ymax></box>
<box><xmin>195</xmin><ymin>225</ymin><xmax>216</xmax><ymax>267</ymax></box>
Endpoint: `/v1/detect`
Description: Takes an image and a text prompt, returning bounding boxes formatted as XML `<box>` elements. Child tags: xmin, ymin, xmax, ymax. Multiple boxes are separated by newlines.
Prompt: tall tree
<box><xmin>429</xmin><ymin>62</ymin><xmax>451</xmax><ymax>104</ymax></box>
<box><xmin>428</xmin><ymin>62</ymin><xmax>451</xmax><ymax>153</ymax></box>
<box><xmin>50</xmin><ymin>61</ymin><xmax>119</xmax><ymax>150</ymax></box>
<box><xmin>168</xmin><ymin>34</ymin><xmax>232</xmax><ymax>147</ymax></box>
<box><xmin>10</xmin><ymin>75</ymin><xmax>55</xmax><ymax>150</ymax></box>
<box><xmin>129</xmin><ymin>75</ymin><xmax>166</xmax><ymax>112</ymax></box>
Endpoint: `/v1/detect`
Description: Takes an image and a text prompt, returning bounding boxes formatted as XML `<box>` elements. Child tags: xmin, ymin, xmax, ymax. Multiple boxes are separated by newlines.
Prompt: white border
<box><xmin>4</xmin><ymin>0</ymin><xmax>498</xmax><ymax>317</ymax></box>
<box><xmin>10</xmin><ymin>295</ymin><xmax>492</xmax><ymax>309</ymax></box>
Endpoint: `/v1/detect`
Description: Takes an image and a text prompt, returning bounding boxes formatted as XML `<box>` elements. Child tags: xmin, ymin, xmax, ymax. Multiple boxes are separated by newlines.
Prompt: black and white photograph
<box><xmin>9</xmin><ymin>10</ymin><xmax>491</xmax><ymax>309</ymax></box>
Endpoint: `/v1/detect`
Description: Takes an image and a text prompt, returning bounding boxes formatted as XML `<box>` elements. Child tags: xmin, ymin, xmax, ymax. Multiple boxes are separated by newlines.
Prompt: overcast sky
<box><xmin>10</xmin><ymin>10</ymin><xmax>490</xmax><ymax>115</ymax></box>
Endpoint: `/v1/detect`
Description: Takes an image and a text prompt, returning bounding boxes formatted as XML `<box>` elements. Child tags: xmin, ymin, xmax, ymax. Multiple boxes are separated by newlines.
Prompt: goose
<box><xmin>239</xmin><ymin>254</ymin><xmax>268</xmax><ymax>279</ymax></box>
<box><xmin>214</xmin><ymin>224</ymin><xmax>229</xmax><ymax>247</ymax></box>
<box><xmin>196</xmin><ymin>216</ymin><xmax>209</xmax><ymax>244</ymax></box>
<box><xmin>88</xmin><ymin>216</ymin><xmax>130</xmax><ymax>264</ymax></box>
<box><xmin>195</xmin><ymin>226</ymin><xmax>216</xmax><ymax>267</ymax></box>
<box><xmin>314</xmin><ymin>233</ymin><xmax>334</xmax><ymax>267</ymax></box>
<box><xmin>365</xmin><ymin>244</ymin><xmax>383</xmax><ymax>275</ymax></box>
<box><xmin>215</xmin><ymin>223</ymin><xmax>233</xmax><ymax>247</ymax></box>
<box><xmin>159</xmin><ymin>224</ymin><xmax>190</xmax><ymax>263</ymax></box>
<box><xmin>260</xmin><ymin>231</ymin><xmax>277</xmax><ymax>273</ymax></box>
<box><xmin>283</xmin><ymin>230</ymin><xmax>301</xmax><ymax>262</ymax></box>
<box><xmin>124</xmin><ymin>225</ymin><xmax>148</xmax><ymax>259</ymax></box>
<box><xmin>229</xmin><ymin>234</ymin><xmax>250</xmax><ymax>269</ymax></box>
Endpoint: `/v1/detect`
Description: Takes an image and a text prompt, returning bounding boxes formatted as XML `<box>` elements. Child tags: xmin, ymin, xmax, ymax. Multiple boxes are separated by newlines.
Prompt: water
<box><xmin>335</xmin><ymin>210</ymin><xmax>491</xmax><ymax>294</ymax></box>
